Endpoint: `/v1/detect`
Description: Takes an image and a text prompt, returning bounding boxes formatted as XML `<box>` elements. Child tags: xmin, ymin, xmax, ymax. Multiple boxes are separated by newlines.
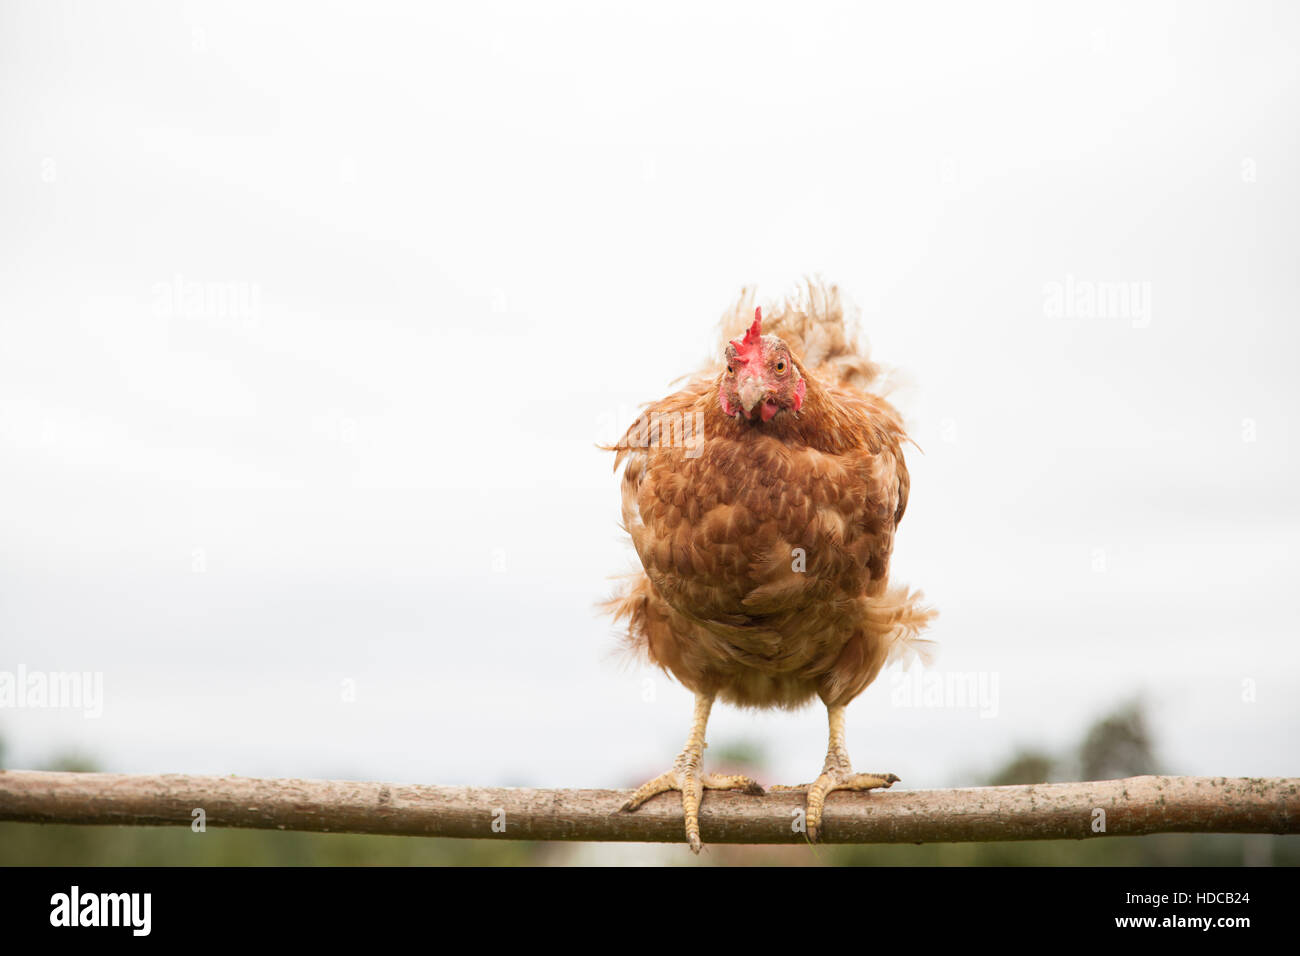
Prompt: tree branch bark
<box><xmin>0</xmin><ymin>771</ymin><xmax>1294</xmax><ymax>844</ymax></box>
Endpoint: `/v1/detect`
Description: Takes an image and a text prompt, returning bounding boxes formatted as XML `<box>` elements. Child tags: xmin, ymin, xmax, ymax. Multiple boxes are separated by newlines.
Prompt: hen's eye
<box><xmin>727</xmin><ymin>365</ymin><xmax>734</xmax><ymax>375</ymax></box>
<box><xmin>776</xmin><ymin>360</ymin><xmax>787</xmax><ymax>374</ymax></box>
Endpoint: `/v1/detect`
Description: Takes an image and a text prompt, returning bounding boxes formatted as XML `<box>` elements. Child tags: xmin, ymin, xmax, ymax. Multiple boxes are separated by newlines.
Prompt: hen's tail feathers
<box><xmin>714</xmin><ymin>278</ymin><xmax>887</xmax><ymax>393</ymax></box>
<box><xmin>600</xmin><ymin>573</ymin><xmax>654</xmax><ymax>666</ymax></box>
<box><xmin>874</xmin><ymin>585</ymin><xmax>939</xmax><ymax>670</ymax></box>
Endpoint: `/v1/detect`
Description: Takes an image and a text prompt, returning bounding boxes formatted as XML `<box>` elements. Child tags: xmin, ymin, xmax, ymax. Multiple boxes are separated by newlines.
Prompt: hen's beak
<box><xmin>737</xmin><ymin>377</ymin><xmax>768</xmax><ymax>417</ymax></box>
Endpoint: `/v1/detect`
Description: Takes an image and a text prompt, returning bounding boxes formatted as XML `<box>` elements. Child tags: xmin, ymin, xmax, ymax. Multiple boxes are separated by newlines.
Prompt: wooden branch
<box><xmin>0</xmin><ymin>771</ymin><xmax>1294</xmax><ymax>844</ymax></box>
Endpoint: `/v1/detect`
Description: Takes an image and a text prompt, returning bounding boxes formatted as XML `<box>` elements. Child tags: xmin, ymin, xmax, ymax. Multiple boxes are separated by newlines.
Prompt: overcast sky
<box><xmin>1</xmin><ymin>1</ymin><xmax>1297</xmax><ymax>796</ymax></box>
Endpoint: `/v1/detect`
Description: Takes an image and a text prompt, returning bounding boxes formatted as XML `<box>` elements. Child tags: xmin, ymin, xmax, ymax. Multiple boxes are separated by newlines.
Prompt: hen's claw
<box><xmin>620</xmin><ymin>769</ymin><xmax>764</xmax><ymax>853</ymax></box>
<box><xmin>775</xmin><ymin>771</ymin><xmax>898</xmax><ymax>842</ymax></box>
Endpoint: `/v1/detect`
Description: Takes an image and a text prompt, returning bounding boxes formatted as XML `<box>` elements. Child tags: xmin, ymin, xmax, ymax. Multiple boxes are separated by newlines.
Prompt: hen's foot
<box><xmin>772</xmin><ymin>771</ymin><xmax>898</xmax><ymax>842</ymax></box>
<box><xmin>617</xmin><ymin>692</ymin><xmax>762</xmax><ymax>853</ymax></box>
<box><xmin>620</xmin><ymin>767</ymin><xmax>764</xmax><ymax>853</ymax></box>
<box><xmin>776</xmin><ymin>703</ymin><xmax>899</xmax><ymax>843</ymax></box>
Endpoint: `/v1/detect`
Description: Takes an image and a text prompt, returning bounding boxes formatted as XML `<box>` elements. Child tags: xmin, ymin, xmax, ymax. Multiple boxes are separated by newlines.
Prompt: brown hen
<box><xmin>606</xmin><ymin>281</ymin><xmax>935</xmax><ymax>851</ymax></box>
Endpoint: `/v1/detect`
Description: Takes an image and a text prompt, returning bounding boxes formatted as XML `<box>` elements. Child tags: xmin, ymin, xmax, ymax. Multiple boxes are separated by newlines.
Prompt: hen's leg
<box><xmin>619</xmin><ymin>692</ymin><xmax>763</xmax><ymax>853</ymax></box>
<box><xmin>773</xmin><ymin>704</ymin><xmax>898</xmax><ymax>843</ymax></box>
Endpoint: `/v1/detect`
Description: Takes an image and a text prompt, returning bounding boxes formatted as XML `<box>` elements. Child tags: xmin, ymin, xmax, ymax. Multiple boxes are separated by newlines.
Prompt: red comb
<box><xmin>730</xmin><ymin>307</ymin><xmax>764</xmax><ymax>364</ymax></box>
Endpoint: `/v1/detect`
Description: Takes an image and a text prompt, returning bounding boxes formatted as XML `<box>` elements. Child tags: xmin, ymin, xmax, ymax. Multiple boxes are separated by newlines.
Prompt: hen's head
<box><xmin>719</xmin><ymin>308</ymin><xmax>806</xmax><ymax>422</ymax></box>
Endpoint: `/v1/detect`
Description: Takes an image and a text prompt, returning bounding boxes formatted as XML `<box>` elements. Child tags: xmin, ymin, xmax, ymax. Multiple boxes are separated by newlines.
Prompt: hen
<box><xmin>606</xmin><ymin>281</ymin><xmax>935</xmax><ymax>851</ymax></box>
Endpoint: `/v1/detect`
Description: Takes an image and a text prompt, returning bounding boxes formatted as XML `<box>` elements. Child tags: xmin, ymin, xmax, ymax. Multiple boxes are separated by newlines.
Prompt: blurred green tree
<box><xmin>42</xmin><ymin>751</ymin><xmax>102</xmax><ymax>773</ymax></box>
<box><xmin>1078</xmin><ymin>699</ymin><xmax>1158</xmax><ymax>781</ymax></box>
<box><xmin>985</xmin><ymin>749</ymin><xmax>1056</xmax><ymax>786</ymax></box>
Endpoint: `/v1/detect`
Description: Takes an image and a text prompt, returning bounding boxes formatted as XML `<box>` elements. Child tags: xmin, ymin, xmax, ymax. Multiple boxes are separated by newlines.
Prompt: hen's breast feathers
<box><xmin>619</xmin><ymin>377</ymin><xmax>905</xmax><ymax>615</ymax></box>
